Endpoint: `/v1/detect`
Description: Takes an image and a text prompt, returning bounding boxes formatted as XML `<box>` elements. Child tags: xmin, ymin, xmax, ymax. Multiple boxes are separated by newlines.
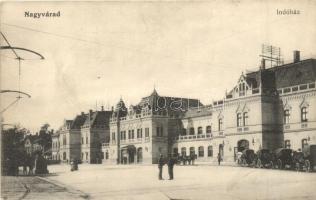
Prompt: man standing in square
<box><xmin>158</xmin><ymin>154</ymin><xmax>165</xmax><ymax>180</ymax></box>
<box><xmin>167</xmin><ymin>154</ymin><xmax>175</xmax><ymax>180</ymax></box>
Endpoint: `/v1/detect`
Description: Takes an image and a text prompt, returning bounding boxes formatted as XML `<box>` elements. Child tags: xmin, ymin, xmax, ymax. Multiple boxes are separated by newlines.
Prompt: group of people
<box><xmin>158</xmin><ymin>154</ymin><xmax>176</xmax><ymax>180</ymax></box>
<box><xmin>157</xmin><ymin>153</ymin><xmax>223</xmax><ymax>180</ymax></box>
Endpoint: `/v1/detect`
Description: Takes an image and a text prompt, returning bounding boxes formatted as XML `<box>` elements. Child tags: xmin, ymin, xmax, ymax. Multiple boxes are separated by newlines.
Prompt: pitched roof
<box><xmin>83</xmin><ymin>110</ymin><xmax>113</xmax><ymax>127</ymax></box>
<box><xmin>183</xmin><ymin>105</ymin><xmax>212</xmax><ymax>118</ymax></box>
<box><xmin>246</xmin><ymin>59</ymin><xmax>316</xmax><ymax>90</ymax></box>
<box><xmin>71</xmin><ymin>113</ymin><xmax>88</xmax><ymax>129</ymax></box>
<box><xmin>269</xmin><ymin>59</ymin><xmax>316</xmax><ymax>89</ymax></box>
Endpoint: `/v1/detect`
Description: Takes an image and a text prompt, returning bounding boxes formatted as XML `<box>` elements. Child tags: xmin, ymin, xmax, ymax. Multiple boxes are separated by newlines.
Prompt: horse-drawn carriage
<box><xmin>294</xmin><ymin>145</ymin><xmax>316</xmax><ymax>172</ymax></box>
<box><xmin>177</xmin><ymin>154</ymin><xmax>196</xmax><ymax>165</ymax></box>
<box><xmin>274</xmin><ymin>148</ymin><xmax>293</xmax><ymax>169</ymax></box>
<box><xmin>238</xmin><ymin>149</ymin><xmax>256</xmax><ymax>167</ymax></box>
<box><xmin>255</xmin><ymin>149</ymin><xmax>274</xmax><ymax>168</ymax></box>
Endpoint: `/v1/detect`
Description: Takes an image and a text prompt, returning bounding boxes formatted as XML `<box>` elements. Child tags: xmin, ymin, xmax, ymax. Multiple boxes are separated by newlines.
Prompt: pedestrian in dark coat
<box><xmin>158</xmin><ymin>154</ymin><xmax>165</xmax><ymax>180</ymax></box>
<box><xmin>217</xmin><ymin>153</ymin><xmax>222</xmax><ymax>166</ymax></box>
<box><xmin>167</xmin><ymin>155</ymin><xmax>176</xmax><ymax>180</ymax></box>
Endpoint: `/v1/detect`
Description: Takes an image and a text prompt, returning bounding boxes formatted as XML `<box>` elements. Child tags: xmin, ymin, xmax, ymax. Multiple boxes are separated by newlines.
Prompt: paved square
<box><xmin>46</xmin><ymin>164</ymin><xmax>316</xmax><ymax>200</ymax></box>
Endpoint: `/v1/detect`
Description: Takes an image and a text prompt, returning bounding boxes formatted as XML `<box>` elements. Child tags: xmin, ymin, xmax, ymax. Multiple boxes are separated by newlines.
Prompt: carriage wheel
<box><xmin>277</xmin><ymin>159</ymin><xmax>282</xmax><ymax>169</ymax></box>
<box><xmin>257</xmin><ymin>159</ymin><xmax>262</xmax><ymax>168</ymax></box>
<box><xmin>270</xmin><ymin>161</ymin><xmax>274</xmax><ymax>169</ymax></box>
<box><xmin>295</xmin><ymin>163</ymin><xmax>300</xmax><ymax>172</ymax></box>
<box><xmin>305</xmin><ymin>160</ymin><xmax>311</xmax><ymax>172</ymax></box>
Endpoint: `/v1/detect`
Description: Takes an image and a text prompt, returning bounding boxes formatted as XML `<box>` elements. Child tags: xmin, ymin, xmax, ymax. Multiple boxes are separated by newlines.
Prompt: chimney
<box><xmin>293</xmin><ymin>50</ymin><xmax>300</xmax><ymax>63</ymax></box>
<box><xmin>260</xmin><ymin>58</ymin><xmax>265</xmax><ymax>70</ymax></box>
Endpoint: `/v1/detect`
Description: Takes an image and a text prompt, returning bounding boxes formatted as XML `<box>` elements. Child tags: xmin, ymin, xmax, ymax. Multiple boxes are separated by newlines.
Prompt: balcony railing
<box><xmin>175</xmin><ymin>133</ymin><xmax>219</xmax><ymax>141</ymax></box>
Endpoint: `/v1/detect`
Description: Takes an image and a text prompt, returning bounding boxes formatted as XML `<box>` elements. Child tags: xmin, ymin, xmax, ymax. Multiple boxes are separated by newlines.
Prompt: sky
<box><xmin>1</xmin><ymin>0</ymin><xmax>316</xmax><ymax>132</ymax></box>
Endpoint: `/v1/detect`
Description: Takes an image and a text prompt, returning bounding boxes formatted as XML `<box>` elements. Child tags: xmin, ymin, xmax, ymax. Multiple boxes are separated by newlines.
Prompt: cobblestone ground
<box><xmin>44</xmin><ymin>164</ymin><xmax>316</xmax><ymax>200</ymax></box>
<box><xmin>1</xmin><ymin>175</ymin><xmax>88</xmax><ymax>200</ymax></box>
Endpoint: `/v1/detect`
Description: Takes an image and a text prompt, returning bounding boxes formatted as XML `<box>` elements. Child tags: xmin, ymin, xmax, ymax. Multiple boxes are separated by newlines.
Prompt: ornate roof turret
<box><xmin>150</xmin><ymin>88</ymin><xmax>159</xmax><ymax>97</ymax></box>
<box><xmin>113</xmin><ymin>98</ymin><xmax>127</xmax><ymax>118</ymax></box>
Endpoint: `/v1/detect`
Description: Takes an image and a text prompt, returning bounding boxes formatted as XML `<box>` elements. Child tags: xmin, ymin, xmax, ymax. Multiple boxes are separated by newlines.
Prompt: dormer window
<box><xmin>239</xmin><ymin>82</ymin><xmax>246</xmax><ymax>96</ymax></box>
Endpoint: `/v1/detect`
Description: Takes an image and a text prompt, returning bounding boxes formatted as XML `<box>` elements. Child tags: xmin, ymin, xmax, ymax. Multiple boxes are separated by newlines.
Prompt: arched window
<box><xmin>302</xmin><ymin>139</ymin><xmax>308</xmax><ymax>150</ymax></box>
<box><xmin>189</xmin><ymin>147</ymin><xmax>195</xmax><ymax>156</ymax></box>
<box><xmin>189</xmin><ymin>127</ymin><xmax>195</xmax><ymax>135</ymax></box>
<box><xmin>237</xmin><ymin>113</ymin><xmax>242</xmax><ymax>127</ymax></box>
<box><xmin>198</xmin><ymin>146</ymin><xmax>204</xmax><ymax>157</ymax></box>
<box><xmin>181</xmin><ymin>147</ymin><xmax>186</xmax><ymax>156</ymax></box>
<box><xmin>284</xmin><ymin>140</ymin><xmax>291</xmax><ymax>149</ymax></box>
<box><xmin>206</xmin><ymin>126</ymin><xmax>212</xmax><ymax>134</ymax></box>
<box><xmin>197</xmin><ymin>127</ymin><xmax>203</xmax><ymax>134</ymax></box>
<box><xmin>301</xmin><ymin>107</ymin><xmax>308</xmax><ymax>122</ymax></box>
<box><xmin>243</xmin><ymin>112</ymin><xmax>248</xmax><ymax>126</ymax></box>
<box><xmin>173</xmin><ymin>148</ymin><xmax>178</xmax><ymax>156</ymax></box>
<box><xmin>208</xmin><ymin>146</ymin><xmax>213</xmax><ymax>157</ymax></box>
<box><xmin>284</xmin><ymin>109</ymin><xmax>290</xmax><ymax>124</ymax></box>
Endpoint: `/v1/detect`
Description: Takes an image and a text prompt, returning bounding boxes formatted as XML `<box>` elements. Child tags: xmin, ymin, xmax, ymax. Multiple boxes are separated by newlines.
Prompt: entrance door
<box><xmin>137</xmin><ymin>148</ymin><xmax>143</xmax><ymax>163</ymax></box>
<box><xmin>128</xmin><ymin>148</ymin><xmax>135</xmax><ymax>163</ymax></box>
<box><xmin>237</xmin><ymin>139</ymin><xmax>249</xmax><ymax>152</ymax></box>
<box><xmin>219</xmin><ymin>144</ymin><xmax>224</xmax><ymax>158</ymax></box>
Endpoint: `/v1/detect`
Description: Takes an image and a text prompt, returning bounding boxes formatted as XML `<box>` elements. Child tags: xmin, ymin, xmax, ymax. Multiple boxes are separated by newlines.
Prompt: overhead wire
<box><xmin>0</xmin><ymin>32</ymin><xmax>24</xmax><ymax>110</ymax></box>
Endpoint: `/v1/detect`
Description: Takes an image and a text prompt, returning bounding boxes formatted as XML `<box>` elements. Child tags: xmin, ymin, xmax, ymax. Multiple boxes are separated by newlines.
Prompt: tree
<box><xmin>38</xmin><ymin>123</ymin><xmax>52</xmax><ymax>159</ymax></box>
<box><xmin>1</xmin><ymin>127</ymin><xmax>27</xmax><ymax>175</ymax></box>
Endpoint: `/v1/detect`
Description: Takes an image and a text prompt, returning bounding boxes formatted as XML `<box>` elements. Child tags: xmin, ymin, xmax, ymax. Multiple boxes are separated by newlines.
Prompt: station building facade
<box><xmin>172</xmin><ymin>53</ymin><xmax>316</xmax><ymax>164</ymax></box>
<box><xmin>53</xmin><ymin>51</ymin><xmax>316</xmax><ymax>165</ymax></box>
<box><xmin>102</xmin><ymin>52</ymin><xmax>316</xmax><ymax>165</ymax></box>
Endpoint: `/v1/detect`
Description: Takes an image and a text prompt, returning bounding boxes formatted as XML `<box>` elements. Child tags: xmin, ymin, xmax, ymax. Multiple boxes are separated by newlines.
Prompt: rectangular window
<box><xmin>284</xmin><ymin>140</ymin><xmax>291</xmax><ymax>149</ymax></box>
<box><xmin>299</xmin><ymin>85</ymin><xmax>308</xmax><ymax>90</ymax></box>
<box><xmin>156</xmin><ymin>127</ymin><xmax>164</xmax><ymax>137</ymax></box>
<box><xmin>145</xmin><ymin>128</ymin><xmax>149</xmax><ymax>137</ymax></box>
<box><xmin>206</xmin><ymin>126</ymin><xmax>212</xmax><ymax>134</ymax></box>
<box><xmin>86</xmin><ymin>137</ymin><xmax>88</xmax><ymax>144</ymax></box>
<box><xmin>112</xmin><ymin>132</ymin><xmax>116</xmax><ymax>140</ymax></box>
<box><xmin>137</xmin><ymin>129</ymin><xmax>143</xmax><ymax>138</ymax></box>
<box><xmin>301</xmin><ymin>107</ymin><xmax>308</xmax><ymax>122</ymax></box>
<box><xmin>82</xmin><ymin>137</ymin><xmax>84</xmax><ymax>144</ymax></box>
<box><xmin>243</xmin><ymin>112</ymin><xmax>248</xmax><ymax>126</ymax></box>
<box><xmin>198</xmin><ymin>146</ymin><xmax>204</xmax><ymax>157</ymax></box>
<box><xmin>218</xmin><ymin>119</ymin><xmax>223</xmax><ymax>131</ymax></box>
<box><xmin>208</xmin><ymin>146</ymin><xmax>213</xmax><ymax>157</ymax></box>
<box><xmin>284</xmin><ymin>110</ymin><xmax>290</xmax><ymax>124</ymax></box>
<box><xmin>237</xmin><ymin>113</ymin><xmax>242</xmax><ymax>127</ymax></box>
<box><xmin>131</xmin><ymin>130</ymin><xmax>134</xmax><ymax>139</ymax></box>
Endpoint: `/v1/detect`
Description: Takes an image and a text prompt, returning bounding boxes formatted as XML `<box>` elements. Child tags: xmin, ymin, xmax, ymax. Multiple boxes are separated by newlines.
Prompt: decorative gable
<box><xmin>300</xmin><ymin>97</ymin><xmax>309</xmax><ymax>108</ymax></box>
